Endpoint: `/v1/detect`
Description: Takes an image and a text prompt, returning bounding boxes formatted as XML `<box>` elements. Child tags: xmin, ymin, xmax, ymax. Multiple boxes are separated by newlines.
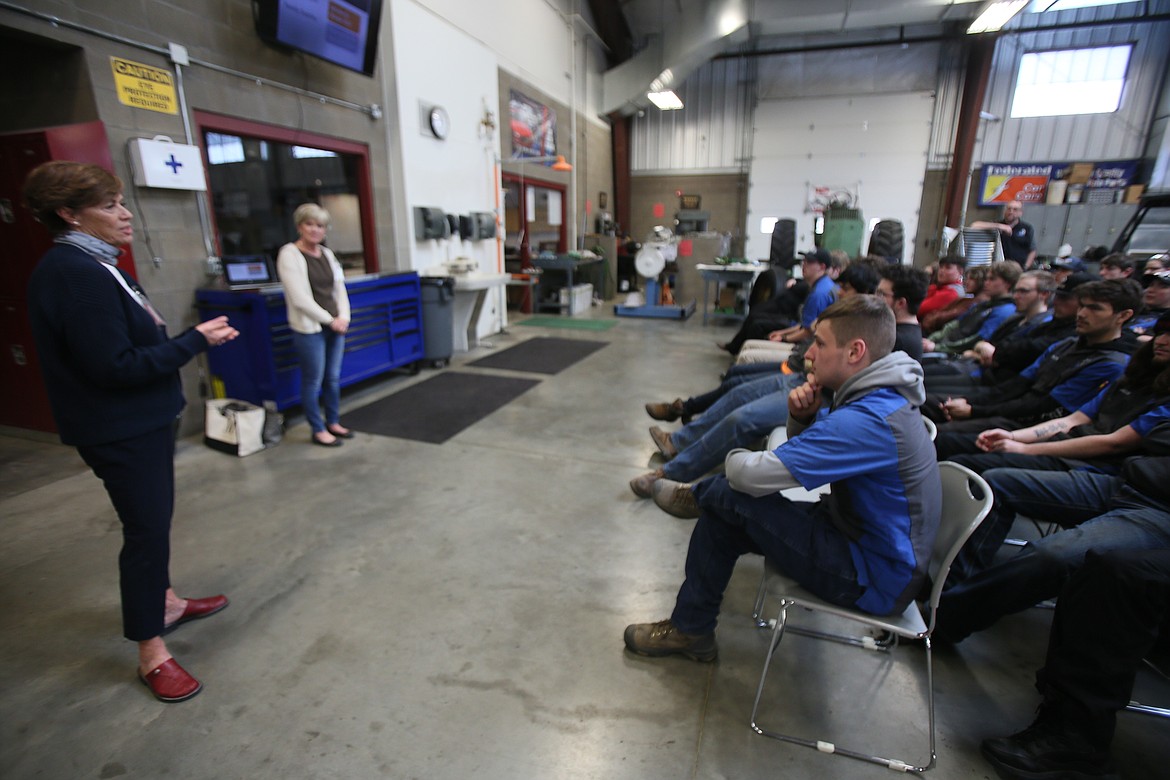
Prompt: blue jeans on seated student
<box><xmin>683</xmin><ymin>362</ymin><xmax>787</xmax><ymax>416</ymax></box>
<box><xmin>665</xmin><ymin>373</ymin><xmax>803</xmax><ymax>482</ymax></box>
<box><xmin>670</xmin><ymin>475</ymin><xmax>863</xmax><ymax>636</ymax></box>
<box><xmin>292</xmin><ymin>330</ymin><xmax>345</xmax><ymax>434</ymax></box>
<box><xmin>934</xmin><ymin>472</ymin><xmax>1170</xmax><ymax>644</ymax></box>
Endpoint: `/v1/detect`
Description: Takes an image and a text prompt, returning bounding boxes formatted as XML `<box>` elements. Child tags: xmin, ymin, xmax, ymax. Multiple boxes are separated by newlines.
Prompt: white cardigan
<box><xmin>276</xmin><ymin>243</ymin><xmax>351</xmax><ymax>334</ymax></box>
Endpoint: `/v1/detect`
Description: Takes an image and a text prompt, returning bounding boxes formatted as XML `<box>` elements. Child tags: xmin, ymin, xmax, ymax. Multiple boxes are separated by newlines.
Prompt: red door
<box><xmin>0</xmin><ymin>121</ymin><xmax>129</xmax><ymax>433</ymax></box>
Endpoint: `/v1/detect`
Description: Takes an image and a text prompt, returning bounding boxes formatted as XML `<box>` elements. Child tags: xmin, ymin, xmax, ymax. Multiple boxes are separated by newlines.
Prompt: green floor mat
<box><xmin>514</xmin><ymin>316</ymin><xmax>616</xmax><ymax>331</ymax></box>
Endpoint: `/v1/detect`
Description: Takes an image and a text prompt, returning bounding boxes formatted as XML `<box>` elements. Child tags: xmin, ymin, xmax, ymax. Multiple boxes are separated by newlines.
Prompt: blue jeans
<box><xmin>670</xmin><ymin>475</ymin><xmax>862</xmax><ymax>635</ymax></box>
<box><xmin>665</xmin><ymin>373</ymin><xmax>802</xmax><ymax>482</ymax></box>
<box><xmin>683</xmin><ymin>363</ymin><xmax>785</xmax><ymax>417</ymax></box>
<box><xmin>292</xmin><ymin>330</ymin><xmax>345</xmax><ymax>434</ymax></box>
<box><xmin>934</xmin><ymin>469</ymin><xmax>1170</xmax><ymax>643</ymax></box>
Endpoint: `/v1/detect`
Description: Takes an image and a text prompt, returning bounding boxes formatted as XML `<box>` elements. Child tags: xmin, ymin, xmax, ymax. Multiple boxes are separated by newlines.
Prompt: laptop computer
<box><xmin>223</xmin><ymin>255</ymin><xmax>277</xmax><ymax>289</ymax></box>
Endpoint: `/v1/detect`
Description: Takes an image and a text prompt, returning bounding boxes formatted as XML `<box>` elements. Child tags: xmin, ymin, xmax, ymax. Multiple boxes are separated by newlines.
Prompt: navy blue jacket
<box><xmin>27</xmin><ymin>243</ymin><xmax>207</xmax><ymax>446</ymax></box>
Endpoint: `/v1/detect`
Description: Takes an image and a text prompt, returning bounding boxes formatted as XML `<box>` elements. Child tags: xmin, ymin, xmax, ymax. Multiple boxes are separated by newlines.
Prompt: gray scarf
<box><xmin>55</xmin><ymin>230</ymin><xmax>121</xmax><ymax>265</ymax></box>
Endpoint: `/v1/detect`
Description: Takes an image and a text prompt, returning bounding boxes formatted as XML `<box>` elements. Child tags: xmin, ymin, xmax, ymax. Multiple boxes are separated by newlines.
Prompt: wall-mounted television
<box><xmin>253</xmin><ymin>0</ymin><xmax>383</xmax><ymax>77</ymax></box>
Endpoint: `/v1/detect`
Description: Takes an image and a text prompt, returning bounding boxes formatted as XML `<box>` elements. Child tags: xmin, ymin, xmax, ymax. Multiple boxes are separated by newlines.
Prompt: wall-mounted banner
<box><xmin>979</xmin><ymin>163</ymin><xmax>1053</xmax><ymax>205</ymax></box>
<box><xmin>979</xmin><ymin>160</ymin><xmax>1139</xmax><ymax>206</ymax></box>
<box><xmin>509</xmin><ymin>89</ymin><xmax>556</xmax><ymax>159</ymax></box>
<box><xmin>110</xmin><ymin>57</ymin><xmax>177</xmax><ymax>115</ymax></box>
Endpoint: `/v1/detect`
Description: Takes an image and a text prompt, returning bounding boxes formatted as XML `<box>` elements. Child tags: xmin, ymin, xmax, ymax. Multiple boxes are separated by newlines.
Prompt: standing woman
<box><xmin>276</xmin><ymin>203</ymin><xmax>353</xmax><ymax>446</ymax></box>
<box><xmin>23</xmin><ymin>161</ymin><xmax>239</xmax><ymax>703</ymax></box>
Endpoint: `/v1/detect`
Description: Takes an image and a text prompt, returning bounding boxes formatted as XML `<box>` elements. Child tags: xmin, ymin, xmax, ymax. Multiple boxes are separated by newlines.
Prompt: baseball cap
<box><xmin>1052</xmin><ymin>256</ymin><xmax>1085</xmax><ymax>272</ymax></box>
<box><xmin>800</xmin><ymin>248</ymin><xmax>833</xmax><ymax>266</ymax></box>
<box><xmin>1054</xmin><ymin>271</ymin><xmax>1099</xmax><ymax>296</ymax></box>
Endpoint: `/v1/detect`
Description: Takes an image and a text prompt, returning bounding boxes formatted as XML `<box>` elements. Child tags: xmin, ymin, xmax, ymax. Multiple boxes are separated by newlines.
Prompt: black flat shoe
<box><xmin>326</xmin><ymin>427</ymin><xmax>355</xmax><ymax>439</ymax></box>
<box><xmin>312</xmin><ymin>436</ymin><xmax>343</xmax><ymax>447</ymax></box>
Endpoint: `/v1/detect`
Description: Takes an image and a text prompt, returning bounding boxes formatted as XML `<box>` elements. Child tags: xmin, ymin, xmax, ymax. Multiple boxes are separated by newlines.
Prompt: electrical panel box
<box><xmin>128</xmin><ymin>136</ymin><xmax>207</xmax><ymax>190</ymax></box>
<box><xmin>471</xmin><ymin>211</ymin><xmax>497</xmax><ymax>240</ymax></box>
<box><xmin>414</xmin><ymin>206</ymin><xmax>449</xmax><ymax>240</ymax></box>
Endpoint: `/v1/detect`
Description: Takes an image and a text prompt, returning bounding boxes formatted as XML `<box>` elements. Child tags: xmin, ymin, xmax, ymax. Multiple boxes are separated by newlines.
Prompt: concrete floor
<box><xmin>2</xmin><ymin>304</ymin><xmax>1167</xmax><ymax>779</ymax></box>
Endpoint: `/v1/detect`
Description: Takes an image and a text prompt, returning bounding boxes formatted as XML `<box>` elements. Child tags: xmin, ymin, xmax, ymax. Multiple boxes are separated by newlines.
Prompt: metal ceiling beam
<box><xmin>586</xmin><ymin>0</ymin><xmax>635</xmax><ymax>65</ymax></box>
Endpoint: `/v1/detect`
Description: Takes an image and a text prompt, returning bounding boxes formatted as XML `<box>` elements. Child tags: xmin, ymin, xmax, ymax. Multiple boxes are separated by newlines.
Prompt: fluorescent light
<box><xmin>647</xmin><ymin>90</ymin><xmax>684</xmax><ymax>110</ymax></box>
<box><xmin>1040</xmin><ymin>0</ymin><xmax>1131</xmax><ymax>11</ymax></box>
<box><xmin>967</xmin><ymin>0</ymin><xmax>1029</xmax><ymax>34</ymax></box>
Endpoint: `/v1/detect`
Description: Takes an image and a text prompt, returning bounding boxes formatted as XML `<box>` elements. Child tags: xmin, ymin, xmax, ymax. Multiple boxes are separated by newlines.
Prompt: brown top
<box><xmin>303</xmin><ymin>251</ymin><xmax>339</xmax><ymax>317</ymax></box>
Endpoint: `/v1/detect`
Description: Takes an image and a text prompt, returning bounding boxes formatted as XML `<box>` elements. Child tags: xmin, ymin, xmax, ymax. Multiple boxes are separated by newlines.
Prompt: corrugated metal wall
<box><xmin>973</xmin><ymin>5</ymin><xmax>1170</xmax><ymax>164</ymax></box>
<box><xmin>629</xmin><ymin>57</ymin><xmax>754</xmax><ymax>174</ymax></box>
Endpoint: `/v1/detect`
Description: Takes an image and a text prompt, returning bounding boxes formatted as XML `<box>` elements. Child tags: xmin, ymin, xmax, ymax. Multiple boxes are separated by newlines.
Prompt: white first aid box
<box><xmin>128</xmin><ymin>136</ymin><xmax>207</xmax><ymax>191</ymax></box>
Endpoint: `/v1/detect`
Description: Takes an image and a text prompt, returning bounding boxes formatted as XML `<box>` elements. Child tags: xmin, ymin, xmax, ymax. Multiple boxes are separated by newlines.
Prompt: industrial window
<box><xmin>195</xmin><ymin>111</ymin><xmax>377</xmax><ymax>274</ymax></box>
<box><xmin>1010</xmin><ymin>45</ymin><xmax>1131</xmax><ymax>118</ymax></box>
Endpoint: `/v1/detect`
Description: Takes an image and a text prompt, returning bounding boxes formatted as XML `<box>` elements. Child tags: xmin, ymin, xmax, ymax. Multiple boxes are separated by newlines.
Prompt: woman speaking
<box><xmin>24</xmin><ymin>161</ymin><xmax>238</xmax><ymax>703</ymax></box>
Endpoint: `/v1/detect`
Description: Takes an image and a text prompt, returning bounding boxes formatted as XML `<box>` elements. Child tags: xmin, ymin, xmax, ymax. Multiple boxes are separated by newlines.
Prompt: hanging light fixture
<box><xmin>967</xmin><ymin>0</ymin><xmax>1029</xmax><ymax>34</ymax></box>
<box><xmin>647</xmin><ymin>90</ymin><xmax>684</xmax><ymax>110</ymax></box>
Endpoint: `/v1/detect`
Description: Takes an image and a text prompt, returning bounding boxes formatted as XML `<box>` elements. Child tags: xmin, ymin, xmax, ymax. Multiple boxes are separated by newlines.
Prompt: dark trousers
<box><xmin>77</xmin><ymin>425</ymin><xmax>176</xmax><ymax>641</ymax></box>
<box><xmin>934</xmin><ymin>477</ymin><xmax>1166</xmax><ymax>644</ymax></box>
<box><xmin>670</xmin><ymin>475</ymin><xmax>862</xmax><ymax>635</ymax></box>
<box><xmin>725</xmin><ymin>312</ymin><xmax>796</xmax><ymax>355</ymax></box>
<box><xmin>1039</xmin><ymin>548</ymin><xmax>1170</xmax><ymax>748</ymax></box>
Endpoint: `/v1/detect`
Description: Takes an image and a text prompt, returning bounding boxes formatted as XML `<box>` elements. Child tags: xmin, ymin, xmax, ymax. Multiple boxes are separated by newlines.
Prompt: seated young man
<box><xmin>1129</xmin><ymin>268</ymin><xmax>1170</xmax><ymax>340</ymax></box>
<box><xmin>937</xmin><ymin>319</ymin><xmax>1170</xmax><ymax>581</ymax></box>
<box><xmin>924</xmin><ymin>270</ymin><xmax>1055</xmax><ymax>392</ymax></box>
<box><xmin>877</xmin><ymin>263</ymin><xmax>930</xmax><ymax>363</ymax></box>
<box><xmin>632</xmin><ymin>279</ymin><xmax>895</xmax><ymax>500</ymax></box>
<box><xmin>624</xmin><ymin>296</ymin><xmax>941</xmax><ymax>661</ymax></box>
<box><xmin>724</xmin><ymin>248</ymin><xmax>839</xmax><ymax>357</ymax></box>
<box><xmin>947</xmin><ymin>313</ymin><xmax>1170</xmax><ymax>476</ymax></box>
<box><xmin>933</xmin><ymin>453</ymin><xmax>1170</xmax><ymax>647</ymax></box>
<box><xmin>917</xmin><ymin>256</ymin><xmax>967</xmax><ymax>325</ymax></box>
<box><xmin>928</xmin><ymin>279</ymin><xmax>1141</xmax><ymax>440</ymax></box>
<box><xmin>921</xmin><ymin>261</ymin><xmax>1021</xmax><ymax>357</ymax></box>
<box><xmin>981</xmin><ymin>548</ymin><xmax>1170</xmax><ymax>780</ymax></box>
<box><xmin>645</xmin><ymin>264</ymin><xmax>880</xmax><ymax>425</ymax></box>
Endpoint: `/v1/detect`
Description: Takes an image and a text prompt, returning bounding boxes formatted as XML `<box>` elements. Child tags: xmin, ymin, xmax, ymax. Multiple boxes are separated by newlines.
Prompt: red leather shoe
<box><xmin>139</xmin><ymin>658</ymin><xmax>202</xmax><ymax>703</ymax></box>
<box><xmin>162</xmin><ymin>594</ymin><xmax>229</xmax><ymax>635</ymax></box>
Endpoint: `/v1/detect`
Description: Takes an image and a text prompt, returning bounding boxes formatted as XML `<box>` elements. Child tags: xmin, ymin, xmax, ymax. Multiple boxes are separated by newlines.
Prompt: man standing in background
<box><xmin>973</xmin><ymin>200</ymin><xmax>1037</xmax><ymax>268</ymax></box>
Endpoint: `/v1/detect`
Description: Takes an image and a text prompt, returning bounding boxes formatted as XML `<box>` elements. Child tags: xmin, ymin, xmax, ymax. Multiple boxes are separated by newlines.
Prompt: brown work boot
<box><xmin>648</xmin><ymin>426</ymin><xmax>678</xmax><ymax>460</ymax></box>
<box><xmin>624</xmin><ymin>619</ymin><xmax>717</xmax><ymax>662</ymax></box>
<box><xmin>645</xmin><ymin>398</ymin><xmax>685</xmax><ymax>422</ymax></box>
<box><xmin>629</xmin><ymin>468</ymin><xmax>665</xmax><ymax>498</ymax></box>
<box><xmin>652</xmin><ymin>479</ymin><xmax>700</xmax><ymax>519</ymax></box>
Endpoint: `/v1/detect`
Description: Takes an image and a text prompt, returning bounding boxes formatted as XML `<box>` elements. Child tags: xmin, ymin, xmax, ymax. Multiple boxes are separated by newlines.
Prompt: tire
<box><xmin>769</xmin><ymin>219</ymin><xmax>797</xmax><ymax>269</ymax></box>
<box><xmin>869</xmin><ymin>219</ymin><xmax>904</xmax><ymax>263</ymax></box>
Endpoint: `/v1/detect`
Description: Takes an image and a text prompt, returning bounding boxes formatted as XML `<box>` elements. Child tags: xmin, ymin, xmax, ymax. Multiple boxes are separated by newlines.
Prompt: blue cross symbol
<box><xmin>165</xmin><ymin>154</ymin><xmax>183</xmax><ymax>174</ymax></box>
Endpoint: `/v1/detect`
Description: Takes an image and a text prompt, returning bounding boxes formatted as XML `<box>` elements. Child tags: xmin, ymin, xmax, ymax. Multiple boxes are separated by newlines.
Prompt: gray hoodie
<box><xmin>726</xmin><ymin>351</ymin><xmax>926</xmax><ymax>496</ymax></box>
<box><xmin>726</xmin><ymin>350</ymin><xmax>939</xmax><ymax>615</ymax></box>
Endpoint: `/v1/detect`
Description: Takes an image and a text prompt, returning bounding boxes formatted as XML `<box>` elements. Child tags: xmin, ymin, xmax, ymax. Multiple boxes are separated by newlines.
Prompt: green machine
<box><xmin>819</xmin><ymin>205</ymin><xmax>865</xmax><ymax>258</ymax></box>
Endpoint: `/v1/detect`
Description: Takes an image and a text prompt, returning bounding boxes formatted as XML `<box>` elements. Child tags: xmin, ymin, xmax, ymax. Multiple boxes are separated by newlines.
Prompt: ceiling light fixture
<box><xmin>647</xmin><ymin>90</ymin><xmax>684</xmax><ymax>110</ymax></box>
<box><xmin>967</xmin><ymin>0</ymin><xmax>1029</xmax><ymax>34</ymax></box>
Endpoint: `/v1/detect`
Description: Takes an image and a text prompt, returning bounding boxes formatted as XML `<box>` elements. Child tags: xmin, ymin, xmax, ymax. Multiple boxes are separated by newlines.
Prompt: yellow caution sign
<box><xmin>110</xmin><ymin>57</ymin><xmax>177</xmax><ymax>115</ymax></box>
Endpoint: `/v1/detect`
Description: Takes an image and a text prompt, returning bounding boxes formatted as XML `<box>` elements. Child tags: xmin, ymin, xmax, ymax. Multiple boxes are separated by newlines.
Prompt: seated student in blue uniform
<box><xmin>623</xmin><ymin>296</ymin><xmax>941</xmax><ymax>661</ymax></box>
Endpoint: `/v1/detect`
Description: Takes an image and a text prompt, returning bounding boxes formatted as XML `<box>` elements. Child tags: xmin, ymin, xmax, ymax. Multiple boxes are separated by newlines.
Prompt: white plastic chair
<box><xmin>748</xmin><ymin>462</ymin><xmax>993</xmax><ymax>772</ymax></box>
